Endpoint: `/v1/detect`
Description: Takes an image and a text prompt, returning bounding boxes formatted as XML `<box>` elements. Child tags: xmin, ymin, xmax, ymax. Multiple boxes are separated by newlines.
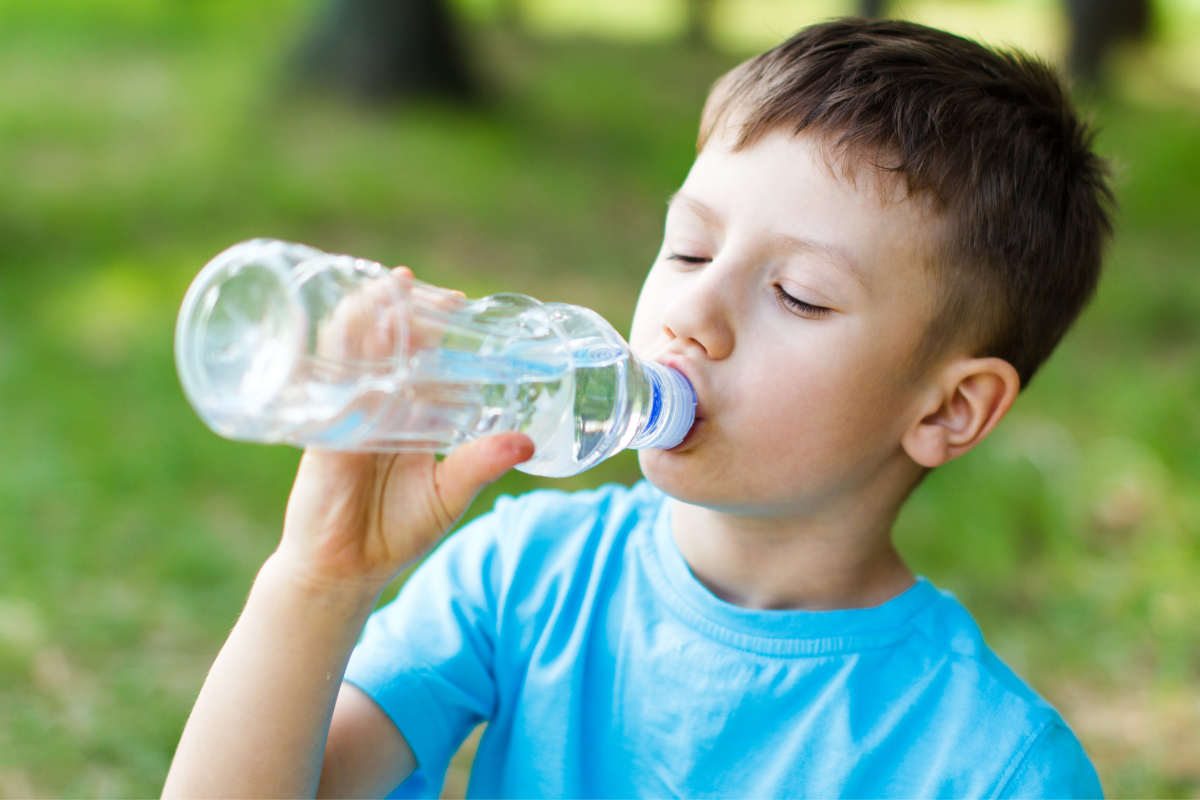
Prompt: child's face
<box><xmin>630</xmin><ymin>129</ymin><xmax>944</xmax><ymax>515</ymax></box>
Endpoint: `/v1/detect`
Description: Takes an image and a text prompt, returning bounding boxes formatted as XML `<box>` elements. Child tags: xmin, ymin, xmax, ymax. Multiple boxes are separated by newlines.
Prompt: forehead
<box><xmin>684</xmin><ymin>129</ymin><xmax>925</xmax><ymax>224</ymax></box>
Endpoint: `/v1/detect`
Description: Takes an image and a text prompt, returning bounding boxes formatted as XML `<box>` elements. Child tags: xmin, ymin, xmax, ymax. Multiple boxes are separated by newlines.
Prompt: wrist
<box><xmin>258</xmin><ymin>549</ymin><xmax>390</xmax><ymax>617</ymax></box>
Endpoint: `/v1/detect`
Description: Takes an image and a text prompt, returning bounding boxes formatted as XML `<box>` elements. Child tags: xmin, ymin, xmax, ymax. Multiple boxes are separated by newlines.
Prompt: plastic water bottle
<box><xmin>174</xmin><ymin>239</ymin><xmax>696</xmax><ymax>478</ymax></box>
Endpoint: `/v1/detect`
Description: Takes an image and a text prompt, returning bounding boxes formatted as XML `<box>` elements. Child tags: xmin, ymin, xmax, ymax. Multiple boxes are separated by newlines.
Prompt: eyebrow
<box><xmin>771</xmin><ymin>233</ymin><xmax>869</xmax><ymax>291</ymax></box>
<box><xmin>668</xmin><ymin>192</ymin><xmax>869</xmax><ymax>291</ymax></box>
<box><xmin>669</xmin><ymin>192</ymin><xmax>724</xmax><ymax>229</ymax></box>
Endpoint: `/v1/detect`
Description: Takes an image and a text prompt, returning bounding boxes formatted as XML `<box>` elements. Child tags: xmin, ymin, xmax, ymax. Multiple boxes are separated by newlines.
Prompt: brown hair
<box><xmin>699</xmin><ymin>18</ymin><xmax>1114</xmax><ymax>387</ymax></box>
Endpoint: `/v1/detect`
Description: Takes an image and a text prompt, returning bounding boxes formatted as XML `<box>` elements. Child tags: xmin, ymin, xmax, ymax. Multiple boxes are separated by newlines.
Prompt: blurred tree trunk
<box><xmin>685</xmin><ymin>0</ymin><xmax>716</xmax><ymax>47</ymax></box>
<box><xmin>298</xmin><ymin>0</ymin><xmax>475</xmax><ymax>102</ymax></box>
<box><xmin>495</xmin><ymin>0</ymin><xmax>523</xmax><ymax>29</ymax></box>
<box><xmin>1066</xmin><ymin>0</ymin><xmax>1151</xmax><ymax>84</ymax></box>
<box><xmin>858</xmin><ymin>0</ymin><xmax>887</xmax><ymax>18</ymax></box>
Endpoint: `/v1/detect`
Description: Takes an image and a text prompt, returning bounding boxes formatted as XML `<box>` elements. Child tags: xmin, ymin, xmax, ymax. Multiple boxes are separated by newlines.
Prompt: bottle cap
<box><xmin>633</xmin><ymin>361</ymin><xmax>697</xmax><ymax>450</ymax></box>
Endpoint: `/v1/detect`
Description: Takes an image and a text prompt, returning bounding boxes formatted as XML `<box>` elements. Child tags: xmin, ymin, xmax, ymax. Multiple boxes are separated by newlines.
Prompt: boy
<box><xmin>163</xmin><ymin>18</ymin><xmax>1111</xmax><ymax>799</ymax></box>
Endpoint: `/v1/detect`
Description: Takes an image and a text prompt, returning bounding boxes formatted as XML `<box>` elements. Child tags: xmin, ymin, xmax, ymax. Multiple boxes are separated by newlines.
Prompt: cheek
<box><xmin>735</xmin><ymin>332</ymin><xmax>907</xmax><ymax>463</ymax></box>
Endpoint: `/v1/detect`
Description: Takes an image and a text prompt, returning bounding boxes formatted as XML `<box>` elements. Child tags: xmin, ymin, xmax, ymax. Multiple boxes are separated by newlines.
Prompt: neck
<box><xmin>669</xmin><ymin>462</ymin><xmax>919</xmax><ymax>611</ymax></box>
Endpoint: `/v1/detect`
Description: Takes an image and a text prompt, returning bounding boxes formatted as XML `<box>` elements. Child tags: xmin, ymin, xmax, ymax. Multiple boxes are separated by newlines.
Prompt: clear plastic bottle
<box><xmin>174</xmin><ymin>239</ymin><xmax>695</xmax><ymax>478</ymax></box>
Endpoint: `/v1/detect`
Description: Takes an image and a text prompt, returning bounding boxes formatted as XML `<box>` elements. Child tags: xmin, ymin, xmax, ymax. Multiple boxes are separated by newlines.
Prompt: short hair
<box><xmin>699</xmin><ymin>19</ymin><xmax>1114</xmax><ymax>387</ymax></box>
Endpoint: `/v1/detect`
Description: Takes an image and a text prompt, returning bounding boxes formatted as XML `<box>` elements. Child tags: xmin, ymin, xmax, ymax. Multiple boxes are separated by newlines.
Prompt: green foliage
<box><xmin>0</xmin><ymin>1</ymin><xmax>1197</xmax><ymax>797</ymax></box>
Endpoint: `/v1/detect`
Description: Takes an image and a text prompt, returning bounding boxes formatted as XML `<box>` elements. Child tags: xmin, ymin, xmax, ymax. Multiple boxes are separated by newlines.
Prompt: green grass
<box><xmin>0</xmin><ymin>2</ymin><xmax>1198</xmax><ymax>797</ymax></box>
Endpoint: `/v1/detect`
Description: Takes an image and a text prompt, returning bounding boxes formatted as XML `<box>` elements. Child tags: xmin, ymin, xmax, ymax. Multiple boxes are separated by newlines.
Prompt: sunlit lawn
<box><xmin>0</xmin><ymin>2</ymin><xmax>1198</xmax><ymax>797</ymax></box>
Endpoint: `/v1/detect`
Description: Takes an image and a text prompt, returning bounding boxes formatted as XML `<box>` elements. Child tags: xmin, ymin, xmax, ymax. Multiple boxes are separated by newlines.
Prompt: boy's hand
<box><xmin>277</xmin><ymin>267</ymin><xmax>535</xmax><ymax>592</ymax></box>
<box><xmin>277</xmin><ymin>436</ymin><xmax>533</xmax><ymax>592</ymax></box>
<box><xmin>165</xmin><ymin>435</ymin><xmax>537</xmax><ymax>800</ymax></box>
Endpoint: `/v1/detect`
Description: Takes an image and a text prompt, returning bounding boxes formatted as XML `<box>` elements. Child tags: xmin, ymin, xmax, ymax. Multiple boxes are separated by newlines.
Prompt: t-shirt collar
<box><xmin>640</xmin><ymin>484</ymin><xmax>940</xmax><ymax>655</ymax></box>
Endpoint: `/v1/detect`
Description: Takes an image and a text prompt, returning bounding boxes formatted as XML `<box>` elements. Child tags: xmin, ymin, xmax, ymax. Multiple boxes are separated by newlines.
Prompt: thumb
<box><xmin>434</xmin><ymin>432</ymin><xmax>535</xmax><ymax>522</ymax></box>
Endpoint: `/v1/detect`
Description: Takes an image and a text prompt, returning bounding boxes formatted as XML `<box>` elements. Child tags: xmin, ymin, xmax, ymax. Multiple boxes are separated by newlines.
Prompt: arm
<box><xmin>162</xmin><ymin>436</ymin><xmax>534</xmax><ymax>799</ymax></box>
<box><xmin>318</xmin><ymin>683</ymin><xmax>416</xmax><ymax>799</ymax></box>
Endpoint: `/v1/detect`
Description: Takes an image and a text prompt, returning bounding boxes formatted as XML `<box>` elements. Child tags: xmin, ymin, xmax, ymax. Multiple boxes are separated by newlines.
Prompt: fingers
<box><xmin>433</xmin><ymin>433</ymin><xmax>536</xmax><ymax>523</ymax></box>
<box><xmin>389</xmin><ymin>266</ymin><xmax>466</xmax><ymax>303</ymax></box>
<box><xmin>398</xmin><ymin>279</ymin><xmax>469</xmax><ymax>353</ymax></box>
<box><xmin>316</xmin><ymin>276</ymin><xmax>405</xmax><ymax>367</ymax></box>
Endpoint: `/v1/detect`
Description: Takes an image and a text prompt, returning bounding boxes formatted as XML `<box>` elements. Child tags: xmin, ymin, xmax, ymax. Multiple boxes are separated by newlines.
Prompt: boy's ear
<box><xmin>900</xmin><ymin>357</ymin><xmax>1021</xmax><ymax>468</ymax></box>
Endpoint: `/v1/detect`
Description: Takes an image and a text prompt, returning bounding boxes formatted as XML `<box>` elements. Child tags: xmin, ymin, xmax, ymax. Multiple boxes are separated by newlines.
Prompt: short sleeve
<box><xmin>996</xmin><ymin>721</ymin><xmax>1104</xmax><ymax>799</ymax></box>
<box><xmin>344</xmin><ymin>502</ymin><xmax>511</xmax><ymax>796</ymax></box>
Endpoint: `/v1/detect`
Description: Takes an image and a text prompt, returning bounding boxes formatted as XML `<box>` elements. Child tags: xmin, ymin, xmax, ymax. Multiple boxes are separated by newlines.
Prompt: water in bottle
<box><xmin>174</xmin><ymin>239</ymin><xmax>696</xmax><ymax>477</ymax></box>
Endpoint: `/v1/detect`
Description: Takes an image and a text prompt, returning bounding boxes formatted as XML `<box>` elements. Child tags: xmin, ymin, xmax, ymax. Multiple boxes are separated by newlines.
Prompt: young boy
<box><xmin>163</xmin><ymin>18</ymin><xmax>1111</xmax><ymax>799</ymax></box>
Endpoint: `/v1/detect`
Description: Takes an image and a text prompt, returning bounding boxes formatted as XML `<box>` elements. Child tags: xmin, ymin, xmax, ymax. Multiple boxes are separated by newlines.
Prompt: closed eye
<box><xmin>775</xmin><ymin>285</ymin><xmax>831</xmax><ymax>319</ymax></box>
<box><xmin>666</xmin><ymin>253</ymin><xmax>710</xmax><ymax>264</ymax></box>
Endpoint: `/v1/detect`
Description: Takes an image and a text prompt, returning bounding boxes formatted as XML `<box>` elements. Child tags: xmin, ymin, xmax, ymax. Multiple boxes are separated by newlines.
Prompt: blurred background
<box><xmin>0</xmin><ymin>0</ymin><xmax>1197</xmax><ymax>796</ymax></box>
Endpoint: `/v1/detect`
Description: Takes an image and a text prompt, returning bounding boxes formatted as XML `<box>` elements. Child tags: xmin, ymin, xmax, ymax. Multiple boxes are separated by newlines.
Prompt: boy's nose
<box><xmin>660</xmin><ymin>272</ymin><xmax>734</xmax><ymax>360</ymax></box>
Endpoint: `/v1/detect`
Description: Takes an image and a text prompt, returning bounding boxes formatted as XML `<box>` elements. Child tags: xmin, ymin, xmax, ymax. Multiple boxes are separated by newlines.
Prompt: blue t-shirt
<box><xmin>345</xmin><ymin>481</ymin><xmax>1102</xmax><ymax>799</ymax></box>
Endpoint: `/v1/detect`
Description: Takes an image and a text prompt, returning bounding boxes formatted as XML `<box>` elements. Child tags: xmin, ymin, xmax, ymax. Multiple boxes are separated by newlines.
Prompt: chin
<box><xmin>638</xmin><ymin>449</ymin><xmax>835</xmax><ymax>516</ymax></box>
<box><xmin>638</xmin><ymin>449</ymin><xmax>704</xmax><ymax>500</ymax></box>
<box><xmin>637</xmin><ymin>449</ymin><xmax>753</xmax><ymax>511</ymax></box>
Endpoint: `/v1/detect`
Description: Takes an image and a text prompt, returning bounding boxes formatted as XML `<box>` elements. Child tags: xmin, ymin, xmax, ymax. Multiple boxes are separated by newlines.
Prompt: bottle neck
<box><xmin>629</xmin><ymin>360</ymin><xmax>696</xmax><ymax>450</ymax></box>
